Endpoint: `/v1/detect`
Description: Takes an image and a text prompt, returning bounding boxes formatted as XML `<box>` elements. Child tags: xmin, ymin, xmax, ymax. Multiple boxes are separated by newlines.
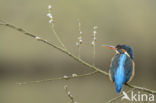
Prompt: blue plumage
<box><xmin>105</xmin><ymin>44</ymin><xmax>135</xmax><ymax>93</ymax></box>
<box><xmin>116</xmin><ymin>45</ymin><xmax>134</xmax><ymax>59</ymax></box>
<box><xmin>114</xmin><ymin>54</ymin><xmax>126</xmax><ymax>93</ymax></box>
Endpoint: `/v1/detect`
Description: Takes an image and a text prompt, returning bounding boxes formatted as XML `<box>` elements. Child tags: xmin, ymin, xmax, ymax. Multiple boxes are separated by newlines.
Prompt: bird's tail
<box><xmin>115</xmin><ymin>69</ymin><xmax>125</xmax><ymax>93</ymax></box>
<box><xmin>115</xmin><ymin>82</ymin><xmax>123</xmax><ymax>93</ymax></box>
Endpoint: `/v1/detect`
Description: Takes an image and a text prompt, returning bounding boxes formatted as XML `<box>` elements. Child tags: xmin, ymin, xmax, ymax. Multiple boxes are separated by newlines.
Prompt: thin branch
<box><xmin>0</xmin><ymin>21</ymin><xmax>156</xmax><ymax>95</ymax></box>
<box><xmin>47</xmin><ymin>5</ymin><xmax>66</xmax><ymax>49</ymax></box>
<box><xmin>126</xmin><ymin>84</ymin><xmax>156</xmax><ymax>94</ymax></box>
<box><xmin>0</xmin><ymin>22</ymin><xmax>108</xmax><ymax>75</ymax></box>
<box><xmin>76</xmin><ymin>19</ymin><xmax>83</xmax><ymax>59</ymax></box>
<box><xmin>17</xmin><ymin>71</ymin><xmax>97</xmax><ymax>85</ymax></box>
<box><xmin>91</xmin><ymin>25</ymin><xmax>98</xmax><ymax>66</ymax></box>
<box><xmin>51</xmin><ymin>23</ymin><xmax>66</xmax><ymax>49</ymax></box>
<box><xmin>106</xmin><ymin>88</ymin><xmax>135</xmax><ymax>103</ymax></box>
<box><xmin>64</xmin><ymin>85</ymin><xmax>78</xmax><ymax>103</ymax></box>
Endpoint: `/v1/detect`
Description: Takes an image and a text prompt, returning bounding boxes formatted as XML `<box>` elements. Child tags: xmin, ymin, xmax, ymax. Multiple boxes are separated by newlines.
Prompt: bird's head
<box><xmin>103</xmin><ymin>44</ymin><xmax>134</xmax><ymax>59</ymax></box>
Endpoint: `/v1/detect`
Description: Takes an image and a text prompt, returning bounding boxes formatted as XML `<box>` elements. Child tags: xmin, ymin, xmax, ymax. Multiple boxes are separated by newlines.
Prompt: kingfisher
<box><xmin>104</xmin><ymin>44</ymin><xmax>135</xmax><ymax>93</ymax></box>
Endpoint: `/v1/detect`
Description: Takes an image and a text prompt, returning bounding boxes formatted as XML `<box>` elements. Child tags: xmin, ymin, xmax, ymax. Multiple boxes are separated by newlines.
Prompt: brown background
<box><xmin>0</xmin><ymin>0</ymin><xmax>156</xmax><ymax>103</ymax></box>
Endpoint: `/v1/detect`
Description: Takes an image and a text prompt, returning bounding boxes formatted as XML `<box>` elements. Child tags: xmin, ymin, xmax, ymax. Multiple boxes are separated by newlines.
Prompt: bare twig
<box><xmin>76</xmin><ymin>19</ymin><xmax>83</xmax><ymax>59</ymax></box>
<box><xmin>0</xmin><ymin>21</ymin><xmax>156</xmax><ymax>95</ymax></box>
<box><xmin>126</xmin><ymin>84</ymin><xmax>156</xmax><ymax>94</ymax></box>
<box><xmin>91</xmin><ymin>26</ymin><xmax>98</xmax><ymax>66</ymax></box>
<box><xmin>0</xmin><ymin>22</ymin><xmax>108</xmax><ymax>75</ymax></box>
<box><xmin>17</xmin><ymin>71</ymin><xmax>97</xmax><ymax>85</ymax></box>
<box><xmin>47</xmin><ymin>5</ymin><xmax>66</xmax><ymax>49</ymax></box>
<box><xmin>51</xmin><ymin>22</ymin><xmax>66</xmax><ymax>49</ymax></box>
<box><xmin>64</xmin><ymin>85</ymin><xmax>78</xmax><ymax>103</ymax></box>
<box><xmin>106</xmin><ymin>88</ymin><xmax>135</xmax><ymax>103</ymax></box>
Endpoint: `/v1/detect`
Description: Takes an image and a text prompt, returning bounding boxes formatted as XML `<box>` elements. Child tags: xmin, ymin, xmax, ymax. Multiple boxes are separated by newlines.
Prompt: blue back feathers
<box><xmin>110</xmin><ymin>54</ymin><xmax>133</xmax><ymax>93</ymax></box>
<box><xmin>115</xmin><ymin>54</ymin><xmax>126</xmax><ymax>93</ymax></box>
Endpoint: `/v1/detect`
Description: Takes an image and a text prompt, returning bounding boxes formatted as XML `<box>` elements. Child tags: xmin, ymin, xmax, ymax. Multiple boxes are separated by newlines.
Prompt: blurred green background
<box><xmin>0</xmin><ymin>0</ymin><xmax>156</xmax><ymax>103</ymax></box>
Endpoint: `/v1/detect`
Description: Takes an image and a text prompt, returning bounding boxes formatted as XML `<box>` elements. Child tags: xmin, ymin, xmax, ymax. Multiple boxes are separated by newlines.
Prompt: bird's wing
<box><xmin>124</xmin><ymin>56</ymin><xmax>134</xmax><ymax>83</ymax></box>
<box><xmin>127</xmin><ymin>60</ymin><xmax>135</xmax><ymax>83</ymax></box>
<box><xmin>110</xmin><ymin>54</ymin><xmax>120</xmax><ymax>82</ymax></box>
